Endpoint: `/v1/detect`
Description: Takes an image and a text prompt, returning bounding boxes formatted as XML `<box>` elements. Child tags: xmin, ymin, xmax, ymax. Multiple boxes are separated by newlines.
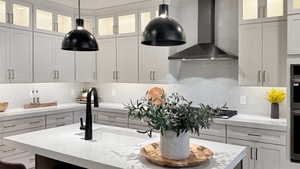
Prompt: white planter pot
<box><xmin>160</xmin><ymin>130</ymin><xmax>190</xmax><ymax>160</ymax></box>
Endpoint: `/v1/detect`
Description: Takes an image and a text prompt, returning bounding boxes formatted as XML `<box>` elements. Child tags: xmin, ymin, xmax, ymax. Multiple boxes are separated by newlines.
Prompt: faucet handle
<box><xmin>80</xmin><ymin>117</ymin><xmax>85</xmax><ymax>130</ymax></box>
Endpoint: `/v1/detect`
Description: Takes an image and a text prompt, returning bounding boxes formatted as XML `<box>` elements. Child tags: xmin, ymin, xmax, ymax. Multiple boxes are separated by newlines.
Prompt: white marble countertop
<box><xmin>4</xmin><ymin>124</ymin><xmax>247</xmax><ymax>169</ymax></box>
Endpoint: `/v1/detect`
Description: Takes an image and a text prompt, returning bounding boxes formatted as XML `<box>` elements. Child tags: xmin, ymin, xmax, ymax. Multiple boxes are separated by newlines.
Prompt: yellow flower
<box><xmin>267</xmin><ymin>88</ymin><xmax>286</xmax><ymax>103</ymax></box>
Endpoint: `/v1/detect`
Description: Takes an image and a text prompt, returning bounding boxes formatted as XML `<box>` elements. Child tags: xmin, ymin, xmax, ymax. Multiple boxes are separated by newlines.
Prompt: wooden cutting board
<box><xmin>24</xmin><ymin>102</ymin><xmax>58</xmax><ymax>109</ymax></box>
<box><xmin>140</xmin><ymin>142</ymin><xmax>214</xmax><ymax>168</ymax></box>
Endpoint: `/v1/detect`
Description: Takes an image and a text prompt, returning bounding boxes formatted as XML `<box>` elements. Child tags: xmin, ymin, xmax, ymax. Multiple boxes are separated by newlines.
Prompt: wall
<box><xmin>94</xmin><ymin>60</ymin><xmax>287</xmax><ymax>118</ymax></box>
<box><xmin>0</xmin><ymin>83</ymin><xmax>83</xmax><ymax>109</ymax></box>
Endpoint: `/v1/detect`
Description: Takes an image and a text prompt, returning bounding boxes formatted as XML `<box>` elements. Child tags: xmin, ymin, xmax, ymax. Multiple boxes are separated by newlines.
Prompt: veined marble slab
<box><xmin>4</xmin><ymin>124</ymin><xmax>246</xmax><ymax>169</ymax></box>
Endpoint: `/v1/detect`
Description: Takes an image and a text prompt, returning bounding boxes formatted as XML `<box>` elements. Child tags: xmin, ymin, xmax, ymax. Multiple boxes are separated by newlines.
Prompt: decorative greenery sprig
<box><xmin>125</xmin><ymin>88</ymin><xmax>222</xmax><ymax>137</ymax></box>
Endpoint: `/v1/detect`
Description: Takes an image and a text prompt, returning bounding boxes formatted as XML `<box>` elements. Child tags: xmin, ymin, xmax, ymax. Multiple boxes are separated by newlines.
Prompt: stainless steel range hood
<box><xmin>168</xmin><ymin>0</ymin><xmax>238</xmax><ymax>61</ymax></box>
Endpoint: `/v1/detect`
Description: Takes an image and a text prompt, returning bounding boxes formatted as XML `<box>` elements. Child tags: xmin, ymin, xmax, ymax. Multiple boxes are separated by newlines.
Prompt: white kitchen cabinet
<box><xmin>228</xmin><ymin>138</ymin><xmax>286</xmax><ymax>169</ymax></box>
<box><xmin>239</xmin><ymin>23</ymin><xmax>263</xmax><ymax>86</ymax></box>
<box><xmin>34</xmin><ymin>33</ymin><xmax>75</xmax><ymax>82</ymax></box>
<box><xmin>75</xmin><ymin>52</ymin><xmax>97</xmax><ymax>82</ymax></box>
<box><xmin>98</xmin><ymin>38</ymin><xmax>117</xmax><ymax>83</ymax></box>
<box><xmin>227</xmin><ymin>138</ymin><xmax>255</xmax><ymax>169</ymax></box>
<box><xmin>255</xmin><ymin>143</ymin><xmax>286</xmax><ymax>169</ymax></box>
<box><xmin>239</xmin><ymin>21</ymin><xmax>286</xmax><ymax>87</ymax></box>
<box><xmin>9</xmin><ymin>28</ymin><xmax>32</xmax><ymax>83</ymax></box>
<box><xmin>34</xmin><ymin>32</ymin><xmax>55</xmax><ymax>82</ymax></box>
<box><xmin>288</xmin><ymin>14</ymin><xmax>300</xmax><ymax>54</ymax></box>
<box><xmin>116</xmin><ymin>36</ymin><xmax>138</xmax><ymax>83</ymax></box>
<box><xmin>139</xmin><ymin>37</ymin><xmax>169</xmax><ymax>83</ymax></box>
<box><xmin>117</xmin><ymin>13</ymin><xmax>137</xmax><ymax>36</ymax></box>
<box><xmin>262</xmin><ymin>21</ymin><xmax>286</xmax><ymax>87</ymax></box>
<box><xmin>239</xmin><ymin>0</ymin><xmax>285</xmax><ymax>24</ymax></box>
<box><xmin>97</xmin><ymin>16</ymin><xmax>115</xmax><ymax>37</ymax></box>
<box><xmin>53</xmin><ymin>37</ymin><xmax>75</xmax><ymax>82</ymax></box>
<box><xmin>35</xmin><ymin>9</ymin><xmax>53</xmax><ymax>32</ymax></box>
<box><xmin>0</xmin><ymin>26</ymin><xmax>10</xmax><ymax>83</ymax></box>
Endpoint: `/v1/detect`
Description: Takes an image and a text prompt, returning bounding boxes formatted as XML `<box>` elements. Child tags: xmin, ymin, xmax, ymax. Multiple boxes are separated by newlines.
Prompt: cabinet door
<box><xmin>255</xmin><ymin>143</ymin><xmax>286</xmax><ymax>169</ymax></box>
<box><xmin>116</xmin><ymin>36</ymin><xmax>138</xmax><ymax>83</ymax></box>
<box><xmin>288</xmin><ymin>0</ymin><xmax>300</xmax><ymax>14</ymax></box>
<box><xmin>53</xmin><ymin>37</ymin><xmax>75</xmax><ymax>82</ymax></box>
<box><xmin>11</xmin><ymin>1</ymin><xmax>32</xmax><ymax>30</ymax></box>
<box><xmin>10</xmin><ymin>29</ymin><xmax>32</xmax><ymax>83</ymax></box>
<box><xmin>239</xmin><ymin>24</ymin><xmax>263</xmax><ymax>86</ymax></box>
<box><xmin>265</xmin><ymin>0</ymin><xmax>285</xmax><ymax>19</ymax></box>
<box><xmin>288</xmin><ymin>15</ymin><xmax>300</xmax><ymax>54</ymax></box>
<box><xmin>139</xmin><ymin>37</ymin><xmax>169</xmax><ymax>83</ymax></box>
<box><xmin>35</xmin><ymin>9</ymin><xmax>53</xmax><ymax>32</ymax></box>
<box><xmin>98</xmin><ymin>38</ymin><xmax>117</xmax><ymax>83</ymax></box>
<box><xmin>75</xmin><ymin>52</ymin><xmax>96</xmax><ymax>82</ymax></box>
<box><xmin>57</xmin><ymin>14</ymin><xmax>72</xmax><ymax>34</ymax></box>
<box><xmin>227</xmin><ymin>138</ymin><xmax>255</xmax><ymax>169</ymax></box>
<box><xmin>262</xmin><ymin>21</ymin><xmax>286</xmax><ymax>87</ymax></box>
<box><xmin>0</xmin><ymin>0</ymin><xmax>7</xmax><ymax>24</ymax></box>
<box><xmin>34</xmin><ymin>33</ymin><xmax>55</xmax><ymax>82</ymax></box>
<box><xmin>0</xmin><ymin>26</ymin><xmax>10</xmax><ymax>83</ymax></box>
<box><xmin>239</xmin><ymin>0</ymin><xmax>260</xmax><ymax>24</ymax></box>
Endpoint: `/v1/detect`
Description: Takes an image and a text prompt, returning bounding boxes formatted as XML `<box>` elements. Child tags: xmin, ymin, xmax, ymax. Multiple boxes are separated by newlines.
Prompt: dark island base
<box><xmin>36</xmin><ymin>155</ymin><xmax>86</xmax><ymax>169</ymax></box>
<box><xmin>35</xmin><ymin>154</ymin><xmax>243</xmax><ymax>169</ymax></box>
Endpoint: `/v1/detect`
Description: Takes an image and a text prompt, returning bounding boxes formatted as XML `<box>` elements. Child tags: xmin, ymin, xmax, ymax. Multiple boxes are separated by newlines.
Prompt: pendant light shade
<box><xmin>142</xmin><ymin>4</ymin><xmax>186</xmax><ymax>46</ymax></box>
<box><xmin>62</xmin><ymin>0</ymin><xmax>99</xmax><ymax>51</ymax></box>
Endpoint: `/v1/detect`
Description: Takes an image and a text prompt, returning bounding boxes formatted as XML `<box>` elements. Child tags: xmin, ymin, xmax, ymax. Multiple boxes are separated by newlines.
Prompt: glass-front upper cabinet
<box><xmin>11</xmin><ymin>1</ymin><xmax>32</xmax><ymax>28</ymax></box>
<box><xmin>57</xmin><ymin>14</ymin><xmax>72</xmax><ymax>33</ymax></box>
<box><xmin>97</xmin><ymin>16</ymin><xmax>114</xmax><ymax>37</ymax></box>
<box><xmin>140</xmin><ymin>11</ymin><xmax>152</xmax><ymax>33</ymax></box>
<box><xmin>36</xmin><ymin>9</ymin><xmax>53</xmax><ymax>31</ymax></box>
<box><xmin>289</xmin><ymin>0</ymin><xmax>300</xmax><ymax>14</ymax></box>
<box><xmin>83</xmin><ymin>17</ymin><xmax>94</xmax><ymax>33</ymax></box>
<box><xmin>0</xmin><ymin>0</ymin><xmax>6</xmax><ymax>24</ymax></box>
<box><xmin>118</xmin><ymin>13</ymin><xmax>136</xmax><ymax>35</ymax></box>
<box><xmin>240</xmin><ymin>0</ymin><xmax>285</xmax><ymax>24</ymax></box>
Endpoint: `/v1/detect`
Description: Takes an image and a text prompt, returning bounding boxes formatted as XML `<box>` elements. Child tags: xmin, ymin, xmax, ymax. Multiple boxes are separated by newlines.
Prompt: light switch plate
<box><xmin>240</xmin><ymin>96</ymin><xmax>247</xmax><ymax>105</ymax></box>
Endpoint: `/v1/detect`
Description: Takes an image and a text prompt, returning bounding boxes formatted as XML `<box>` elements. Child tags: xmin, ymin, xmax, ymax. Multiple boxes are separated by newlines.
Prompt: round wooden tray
<box><xmin>140</xmin><ymin>142</ymin><xmax>214</xmax><ymax>168</ymax></box>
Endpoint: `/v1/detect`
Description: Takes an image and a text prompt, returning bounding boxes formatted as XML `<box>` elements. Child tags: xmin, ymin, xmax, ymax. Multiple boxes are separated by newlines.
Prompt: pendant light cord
<box><xmin>162</xmin><ymin>0</ymin><xmax>165</xmax><ymax>4</ymax></box>
<box><xmin>78</xmin><ymin>0</ymin><xmax>81</xmax><ymax>19</ymax></box>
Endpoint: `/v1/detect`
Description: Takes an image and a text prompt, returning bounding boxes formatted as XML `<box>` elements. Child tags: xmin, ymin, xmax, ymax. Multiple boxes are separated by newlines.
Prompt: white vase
<box><xmin>160</xmin><ymin>130</ymin><xmax>190</xmax><ymax>160</ymax></box>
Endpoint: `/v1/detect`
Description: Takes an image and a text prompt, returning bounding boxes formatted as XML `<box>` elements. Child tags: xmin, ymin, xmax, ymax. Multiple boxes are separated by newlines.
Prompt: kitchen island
<box><xmin>4</xmin><ymin>124</ymin><xmax>247</xmax><ymax>169</ymax></box>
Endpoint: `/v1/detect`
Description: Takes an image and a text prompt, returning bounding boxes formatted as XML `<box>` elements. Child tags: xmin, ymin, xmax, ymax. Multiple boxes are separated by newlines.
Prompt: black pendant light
<box><xmin>142</xmin><ymin>0</ymin><xmax>186</xmax><ymax>46</ymax></box>
<box><xmin>62</xmin><ymin>0</ymin><xmax>98</xmax><ymax>51</ymax></box>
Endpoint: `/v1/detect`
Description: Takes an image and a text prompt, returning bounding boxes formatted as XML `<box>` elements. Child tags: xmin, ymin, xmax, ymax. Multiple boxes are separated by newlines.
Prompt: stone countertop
<box><xmin>4</xmin><ymin>124</ymin><xmax>247</xmax><ymax>169</ymax></box>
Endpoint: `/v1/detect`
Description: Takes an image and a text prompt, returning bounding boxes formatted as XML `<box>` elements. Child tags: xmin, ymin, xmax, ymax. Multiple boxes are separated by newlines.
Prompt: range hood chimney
<box><xmin>168</xmin><ymin>0</ymin><xmax>238</xmax><ymax>61</ymax></box>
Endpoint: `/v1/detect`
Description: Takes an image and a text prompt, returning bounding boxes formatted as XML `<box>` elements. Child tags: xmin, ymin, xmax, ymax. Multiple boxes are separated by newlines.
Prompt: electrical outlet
<box><xmin>240</xmin><ymin>96</ymin><xmax>247</xmax><ymax>105</ymax></box>
<box><xmin>111</xmin><ymin>89</ymin><xmax>117</xmax><ymax>97</ymax></box>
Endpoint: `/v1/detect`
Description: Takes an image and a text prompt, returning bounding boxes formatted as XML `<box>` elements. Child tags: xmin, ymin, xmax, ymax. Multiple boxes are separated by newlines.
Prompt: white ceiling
<box><xmin>48</xmin><ymin>0</ymin><xmax>147</xmax><ymax>9</ymax></box>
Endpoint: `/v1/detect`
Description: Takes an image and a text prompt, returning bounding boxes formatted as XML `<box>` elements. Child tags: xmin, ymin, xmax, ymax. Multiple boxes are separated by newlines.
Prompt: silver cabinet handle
<box><xmin>258</xmin><ymin>70</ymin><xmax>261</xmax><ymax>83</ymax></box>
<box><xmin>262</xmin><ymin>70</ymin><xmax>266</xmax><ymax>83</ymax></box>
<box><xmin>113</xmin><ymin>71</ymin><xmax>115</xmax><ymax>81</ymax></box>
<box><xmin>3</xmin><ymin>124</ymin><xmax>16</xmax><ymax>128</ymax></box>
<box><xmin>11</xmin><ymin>69</ymin><xmax>15</xmax><ymax>80</ymax></box>
<box><xmin>29</xmin><ymin>121</ymin><xmax>42</xmax><ymax>125</ymax></box>
<box><xmin>7</xmin><ymin>69</ymin><xmax>11</xmax><ymax>81</ymax></box>
<box><xmin>255</xmin><ymin>148</ymin><xmax>258</xmax><ymax>160</ymax></box>
<box><xmin>149</xmin><ymin>71</ymin><xmax>152</xmax><ymax>81</ymax></box>
<box><xmin>57</xmin><ymin>70</ymin><xmax>60</xmax><ymax>80</ymax></box>
<box><xmin>53</xmin><ymin>70</ymin><xmax>57</xmax><ymax>80</ymax></box>
<box><xmin>248</xmin><ymin>133</ymin><xmax>261</xmax><ymax>137</ymax></box>
<box><xmin>250</xmin><ymin>147</ymin><xmax>253</xmax><ymax>160</ymax></box>
<box><xmin>116</xmin><ymin>71</ymin><xmax>119</xmax><ymax>81</ymax></box>
<box><xmin>152</xmin><ymin>71</ymin><xmax>155</xmax><ymax>81</ymax></box>
<box><xmin>6</xmin><ymin>13</ymin><xmax>10</xmax><ymax>24</ymax></box>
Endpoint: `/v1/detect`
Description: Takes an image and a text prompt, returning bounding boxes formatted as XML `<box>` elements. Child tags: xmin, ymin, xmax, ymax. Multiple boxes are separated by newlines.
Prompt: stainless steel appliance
<box><xmin>291</xmin><ymin>64</ymin><xmax>300</xmax><ymax>162</ymax></box>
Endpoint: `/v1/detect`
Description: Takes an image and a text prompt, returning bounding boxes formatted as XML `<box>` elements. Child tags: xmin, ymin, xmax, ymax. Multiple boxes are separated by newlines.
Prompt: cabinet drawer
<box><xmin>0</xmin><ymin>144</ymin><xmax>26</xmax><ymax>159</ymax></box>
<box><xmin>0</xmin><ymin>117</ymin><xmax>45</xmax><ymax>133</ymax></box>
<box><xmin>192</xmin><ymin>134</ymin><xmax>226</xmax><ymax>143</ymax></box>
<box><xmin>198</xmin><ymin>123</ymin><xmax>226</xmax><ymax>137</ymax></box>
<box><xmin>74</xmin><ymin>111</ymin><xmax>97</xmax><ymax>123</ymax></box>
<box><xmin>227</xmin><ymin>125</ymin><xmax>286</xmax><ymax>145</ymax></box>
<box><xmin>46</xmin><ymin>121</ymin><xmax>73</xmax><ymax>129</ymax></box>
<box><xmin>97</xmin><ymin>112</ymin><xmax>128</xmax><ymax>124</ymax></box>
<box><xmin>98</xmin><ymin>120</ymin><xmax>128</xmax><ymax>128</ymax></box>
<box><xmin>46</xmin><ymin>112</ymin><xmax>73</xmax><ymax>125</ymax></box>
<box><xmin>1</xmin><ymin>152</ymin><xmax>35</xmax><ymax>169</ymax></box>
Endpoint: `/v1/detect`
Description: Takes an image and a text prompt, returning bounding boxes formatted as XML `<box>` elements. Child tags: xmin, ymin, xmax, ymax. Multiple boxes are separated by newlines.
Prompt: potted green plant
<box><xmin>126</xmin><ymin>87</ymin><xmax>220</xmax><ymax>160</ymax></box>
